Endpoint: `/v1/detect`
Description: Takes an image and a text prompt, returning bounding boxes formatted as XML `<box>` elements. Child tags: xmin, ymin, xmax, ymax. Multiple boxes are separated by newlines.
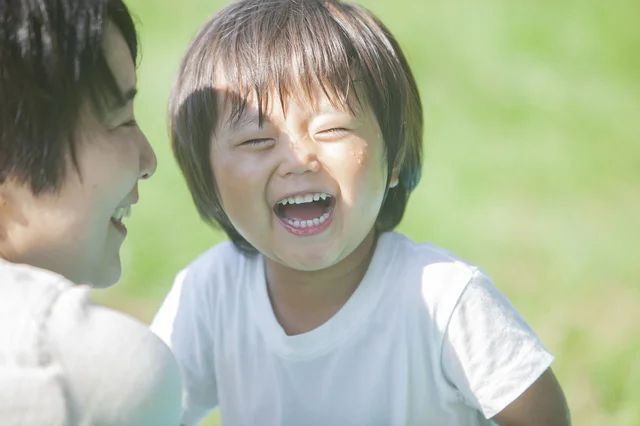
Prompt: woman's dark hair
<box><xmin>0</xmin><ymin>0</ymin><xmax>139</xmax><ymax>194</ymax></box>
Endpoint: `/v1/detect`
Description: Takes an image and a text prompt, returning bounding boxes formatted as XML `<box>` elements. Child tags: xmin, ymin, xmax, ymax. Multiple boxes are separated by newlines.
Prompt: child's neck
<box><xmin>264</xmin><ymin>231</ymin><xmax>378</xmax><ymax>336</ymax></box>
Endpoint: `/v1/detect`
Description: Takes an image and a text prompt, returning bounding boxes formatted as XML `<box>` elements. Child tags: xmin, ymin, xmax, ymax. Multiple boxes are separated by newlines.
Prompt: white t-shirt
<box><xmin>151</xmin><ymin>232</ymin><xmax>554</xmax><ymax>426</ymax></box>
<box><xmin>0</xmin><ymin>259</ymin><xmax>183</xmax><ymax>426</ymax></box>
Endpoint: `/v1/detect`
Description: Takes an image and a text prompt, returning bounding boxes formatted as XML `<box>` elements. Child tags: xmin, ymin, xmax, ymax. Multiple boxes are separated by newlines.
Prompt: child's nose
<box><xmin>277</xmin><ymin>137</ymin><xmax>320</xmax><ymax>176</ymax></box>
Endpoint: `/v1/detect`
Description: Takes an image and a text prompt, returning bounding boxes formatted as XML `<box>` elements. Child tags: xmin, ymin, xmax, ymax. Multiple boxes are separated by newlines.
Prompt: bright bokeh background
<box><xmin>93</xmin><ymin>1</ymin><xmax>640</xmax><ymax>425</ymax></box>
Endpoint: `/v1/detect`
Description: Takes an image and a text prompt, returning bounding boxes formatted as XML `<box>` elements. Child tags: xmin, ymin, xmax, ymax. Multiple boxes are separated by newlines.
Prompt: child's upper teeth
<box><xmin>278</xmin><ymin>192</ymin><xmax>331</xmax><ymax>206</ymax></box>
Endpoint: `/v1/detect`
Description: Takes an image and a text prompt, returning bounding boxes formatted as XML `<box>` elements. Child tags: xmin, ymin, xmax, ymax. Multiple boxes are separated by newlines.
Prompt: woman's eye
<box><xmin>121</xmin><ymin>119</ymin><xmax>138</xmax><ymax>128</ymax></box>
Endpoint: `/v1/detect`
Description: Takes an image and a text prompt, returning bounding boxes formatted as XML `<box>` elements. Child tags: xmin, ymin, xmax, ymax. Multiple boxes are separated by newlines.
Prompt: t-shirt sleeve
<box><xmin>48</xmin><ymin>285</ymin><xmax>183</xmax><ymax>426</ymax></box>
<box><xmin>150</xmin><ymin>268</ymin><xmax>219</xmax><ymax>426</ymax></box>
<box><xmin>441</xmin><ymin>269</ymin><xmax>554</xmax><ymax>419</ymax></box>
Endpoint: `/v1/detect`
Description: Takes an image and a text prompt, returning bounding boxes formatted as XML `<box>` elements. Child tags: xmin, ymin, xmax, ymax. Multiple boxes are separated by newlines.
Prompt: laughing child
<box><xmin>151</xmin><ymin>1</ymin><xmax>570</xmax><ymax>425</ymax></box>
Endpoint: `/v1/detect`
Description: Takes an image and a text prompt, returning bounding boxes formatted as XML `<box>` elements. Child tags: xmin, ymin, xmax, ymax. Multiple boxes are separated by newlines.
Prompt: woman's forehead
<box><xmin>103</xmin><ymin>21</ymin><xmax>136</xmax><ymax>99</ymax></box>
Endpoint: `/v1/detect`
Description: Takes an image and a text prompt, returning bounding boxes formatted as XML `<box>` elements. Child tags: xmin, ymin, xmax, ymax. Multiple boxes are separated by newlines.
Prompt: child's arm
<box><xmin>151</xmin><ymin>268</ymin><xmax>219</xmax><ymax>426</ymax></box>
<box><xmin>441</xmin><ymin>269</ymin><xmax>570</xmax><ymax>425</ymax></box>
<box><xmin>491</xmin><ymin>368</ymin><xmax>570</xmax><ymax>425</ymax></box>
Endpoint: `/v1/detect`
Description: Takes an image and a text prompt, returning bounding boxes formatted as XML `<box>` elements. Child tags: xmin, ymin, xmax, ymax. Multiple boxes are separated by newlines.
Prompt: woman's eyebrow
<box><xmin>114</xmin><ymin>87</ymin><xmax>137</xmax><ymax>110</ymax></box>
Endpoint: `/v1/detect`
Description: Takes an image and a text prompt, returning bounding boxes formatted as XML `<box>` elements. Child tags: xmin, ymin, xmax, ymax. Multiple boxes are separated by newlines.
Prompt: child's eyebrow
<box><xmin>227</xmin><ymin>113</ymin><xmax>261</xmax><ymax>133</ymax></box>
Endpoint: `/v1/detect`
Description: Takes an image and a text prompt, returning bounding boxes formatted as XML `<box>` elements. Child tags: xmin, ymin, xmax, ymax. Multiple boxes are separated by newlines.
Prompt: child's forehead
<box><xmin>214</xmin><ymin>78</ymin><xmax>366</xmax><ymax>124</ymax></box>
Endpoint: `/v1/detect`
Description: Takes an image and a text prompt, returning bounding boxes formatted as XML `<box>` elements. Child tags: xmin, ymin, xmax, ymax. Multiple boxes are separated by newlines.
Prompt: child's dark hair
<box><xmin>0</xmin><ymin>0</ymin><xmax>138</xmax><ymax>194</ymax></box>
<box><xmin>169</xmin><ymin>0</ymin><xmax>423</xmax><ymax>254</ymax></box>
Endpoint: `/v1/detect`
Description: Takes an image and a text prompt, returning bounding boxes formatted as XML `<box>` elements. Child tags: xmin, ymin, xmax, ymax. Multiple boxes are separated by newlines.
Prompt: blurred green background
<box><xmin>93</xmin><ymin>0</ymin><xmax>640</xmax><ymax>425</ymax></box>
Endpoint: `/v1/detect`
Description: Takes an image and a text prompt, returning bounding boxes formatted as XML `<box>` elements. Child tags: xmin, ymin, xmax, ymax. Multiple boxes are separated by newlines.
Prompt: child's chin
<box><xmin>280</xmin><ymin>250</ymin><xmax>341</xmax><ymax>272</ymax></box>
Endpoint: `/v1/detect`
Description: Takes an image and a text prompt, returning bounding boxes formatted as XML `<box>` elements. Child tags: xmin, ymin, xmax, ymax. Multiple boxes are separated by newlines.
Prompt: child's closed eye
<box><xmin>315</xmin><ymin>128</ymin><xmax>350</xmax><ymax>140</ymax></box>
<box><xmin>241</xmin><ymin>138</ymin><xmax>275</xmax><ymax>148</ymax></box>
<box><xmin>323</xmin><ymin>128</ymin><xmax>349</xmax><ymax>135</ymax></box>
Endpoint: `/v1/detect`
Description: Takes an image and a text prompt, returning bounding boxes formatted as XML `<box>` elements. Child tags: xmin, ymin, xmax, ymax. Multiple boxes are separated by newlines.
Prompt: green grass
<box><xmin>93</xmin><ymin>1</ymin><xmax>640</xmax><ymax>425</ymax></box>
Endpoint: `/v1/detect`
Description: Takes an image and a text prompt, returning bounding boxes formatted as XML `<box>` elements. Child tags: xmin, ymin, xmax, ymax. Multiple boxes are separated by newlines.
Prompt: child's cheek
<box><xmin>351</xmin><ymin>145</ymin><xmax>367</xmax><ymax>165</ymax></box>
<box><xmin>213</xmin><ymin>145</ymin><xmax>258</xmax><ymax>181</ymax></box>
<box><xmin>353</xmin><ymin>142</ymin><xmax>387</xmax><ymax>192</ymax></box>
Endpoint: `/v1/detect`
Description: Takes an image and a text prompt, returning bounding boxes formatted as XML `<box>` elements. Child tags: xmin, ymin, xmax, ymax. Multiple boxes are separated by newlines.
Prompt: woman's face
<box><xmin>0</xmin><ymin>21</ymin><xmax>157</xmax><ymax>288</ymax></box>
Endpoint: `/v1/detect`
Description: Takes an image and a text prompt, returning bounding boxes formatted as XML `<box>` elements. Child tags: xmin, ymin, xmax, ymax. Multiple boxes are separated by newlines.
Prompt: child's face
<box><xmin>0</xmin><ymin>22</ymin><xmax>157</xmax><ymax>287</ymax></box>
<box><xmin>211</xmin><ymin>85</ymin><xmax>396</xmax><ymax>271</ymax></box>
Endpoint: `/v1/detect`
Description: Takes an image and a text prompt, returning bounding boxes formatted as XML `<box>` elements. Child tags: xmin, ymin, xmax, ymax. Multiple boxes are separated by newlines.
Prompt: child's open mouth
<box><xmin>273</xmin><ymin>192</ymin><xmax>336</xmax><ymax>236</ymax></box>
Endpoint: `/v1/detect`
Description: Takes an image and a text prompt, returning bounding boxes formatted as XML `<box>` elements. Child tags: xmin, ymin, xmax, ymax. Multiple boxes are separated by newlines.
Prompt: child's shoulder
<box><xmin>188</xmin><ymin>239</ymin><xmax>246</xmax><ymax>267</ymax></box>
<box><xmin>378</xmin><ymin>232</ymin><xmax>486</xmax><ymax>309</ymax></box>
<box><xmin>175</xmin><ymin>240</ymin><xmax>259</xmax><ymax>291</ymax></box>
<box><xmin>380</xmin><ymin>232</ymin><xmax>479</xmax><ymax>275</ymax></box>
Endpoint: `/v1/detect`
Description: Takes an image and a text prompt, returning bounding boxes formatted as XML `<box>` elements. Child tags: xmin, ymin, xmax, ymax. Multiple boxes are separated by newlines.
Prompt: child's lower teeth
<box><xmin>285</xmin><ymin>212</ymin><xmax>329</xmax><ymax>228</ymax></box>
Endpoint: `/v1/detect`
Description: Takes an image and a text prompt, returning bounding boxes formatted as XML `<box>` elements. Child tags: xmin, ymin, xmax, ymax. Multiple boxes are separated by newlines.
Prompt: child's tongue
<box><xmin>281</xmin><ymin>202</ymin><xmax>326</xmax><ymax>221</ymax></box>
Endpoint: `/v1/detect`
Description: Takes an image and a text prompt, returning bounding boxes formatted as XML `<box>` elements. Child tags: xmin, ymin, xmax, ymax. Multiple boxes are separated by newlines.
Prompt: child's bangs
<box><xmin>215</xmin><ymin>2</ymin><xmax>370</xmax><ymax>126</ymax></box>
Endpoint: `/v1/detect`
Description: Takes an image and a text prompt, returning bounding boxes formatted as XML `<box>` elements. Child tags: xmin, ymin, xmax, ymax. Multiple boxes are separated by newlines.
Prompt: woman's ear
<box><xmin>388</xmin><ymin>170</ymin><xmax>399</xmax><ymax>188</ymax></box>
<box><xmin>0</xmin><ymin>191</ymin><xmax>9</xmax><ymax>240</ymax></box>
<box><xmin>0</xmin><ymin>185</ymin><xmax>29</xmax><ymax>248</ymax></box>
<box><xmin>0</xmin><ymin>186</ymin><xmax>24</xmax><ymax>230</ymax></box>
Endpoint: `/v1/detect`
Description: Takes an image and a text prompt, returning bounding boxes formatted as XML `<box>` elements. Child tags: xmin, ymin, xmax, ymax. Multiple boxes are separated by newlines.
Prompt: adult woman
<box><xmin>0</xmin><ymin>1</ymin><xmax>182</xmax><ymax>424</ymax></box>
